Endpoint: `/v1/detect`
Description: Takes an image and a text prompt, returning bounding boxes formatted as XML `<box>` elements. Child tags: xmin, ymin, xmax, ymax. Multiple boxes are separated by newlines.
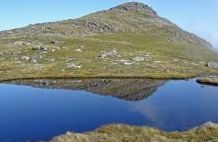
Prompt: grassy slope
<box><xmin>0</xmin><ymin>32</ymin><xmax>218</xmax><ymax>81</ymax></box>
<box><xmin>0</xmin><ymin>2</ymin><xmax>218</xmax><ymax>80</ymax></box>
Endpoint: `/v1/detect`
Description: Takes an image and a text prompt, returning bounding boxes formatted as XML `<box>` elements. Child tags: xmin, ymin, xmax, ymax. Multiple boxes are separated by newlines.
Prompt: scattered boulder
<box><xmin>32</xmin><ymin>47</ymin><xmax>38</xmax><ymax>50</ymax></box>
<box><xmin>21</xmin><ymin>56</ymin><xmax>31</xmax><ymax>61</ymax></box>
<box><xmin>154</xmin><ymin>61</ymin><xmax>162</xmax><ymax>63</ymax></box>
<box><xmin>63</xmin><ymin>46</ymin><xmax>68</xmax><ymax>49</ymax></box>
<box><xmin>47</xmin><ymin>59</ymin><xmax>56</xmax><ymax>62</ymax></box>
<box><xmin>207</xmin><ymin>62</ymin><xmax>218</xmax><ymax>69</ymax></box>
<box><xmin>31</xmin><ymin>59</ymin><xmax>38</xmax><ymax>63</ymax></box>
<box><xmin>32</xmin><ymin>46</ymin><xmax>47</xmax><ymax>52</ymax></box>
<box><xmin>14</xmin><ymin>41</ymin><xmax>31</xmax><ymax>46</ymax></box>
<box><xmin>51</xmin><ymin>49</ymin><xmax>56</xmax><ymax>52</ymax></box>
<box><xmin>39</xmin><ymin>46</ymin><xmax>47</xmax><ymax>52</ymax></box>
<box><xmin>75</xmin><ymin>49</ymin><xmax>82</xmax><ymax>52</ymax></box>
<box><xmin>119</xmin><ymin>59</ymin><xmax>134</xmax><ymax>66</ymax></box>
<box><xmin>132</xmin><ymin>56</ymin><xmax>145</xmax><ymax>62</ymax></box>
<box><xmin>98</xmin><ymin>49</ymin><xmax>118</xmax><ymax>59</ymax></box>
<box><xmin>0</xmin><ymin>57</ymin><xmax>5</xmax><ymax>61</ymax></box>
<box><xmin>50</xmin><ymin>40</ymin><xmax>59</xmax><ymax>44</ymax></box>
<box><xmin>42</xmin><ymin>51</ymin><xmax>48</xmax><ymax>54</ymax></box>
<box><xmin>66</xmin><ymin>63</ymin><xmax>82</xmax><ymax>69</ymax></box>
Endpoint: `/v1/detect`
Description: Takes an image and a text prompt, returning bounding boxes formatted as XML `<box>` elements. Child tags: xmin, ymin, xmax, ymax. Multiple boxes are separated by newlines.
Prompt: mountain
<box><xmin>0</xmin><ymin>2</ymin><xmax>213</xmax><ymax>47</ymax></box>
<box><xmin>0</xmin><ymin>2</ymin><xmax>218</xmax><ymax>80</ymax></box>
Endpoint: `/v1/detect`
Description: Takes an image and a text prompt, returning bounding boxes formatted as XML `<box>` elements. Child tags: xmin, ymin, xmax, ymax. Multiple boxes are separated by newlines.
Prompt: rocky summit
<box><xmin>0</xmin><ymin>2</ymin><xmax>218</xmax><ymax>81</ymax></box>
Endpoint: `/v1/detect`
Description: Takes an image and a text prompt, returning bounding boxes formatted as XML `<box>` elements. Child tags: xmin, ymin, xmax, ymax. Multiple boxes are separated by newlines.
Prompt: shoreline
<box><xmin>0</xmin><ymin>74</ymin><xmax>197</xmax><ymax>82</ymax></box>
<box><xmin>47</xmin><ymin>122</ymin><xmax>218</xmax><ymax>142</ymax></box>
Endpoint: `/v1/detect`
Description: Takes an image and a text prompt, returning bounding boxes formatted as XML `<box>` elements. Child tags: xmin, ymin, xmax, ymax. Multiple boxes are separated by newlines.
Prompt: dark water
<box><xmin>0</xmin><ymin>79</ymin><xmax>218</xmax><ymax>142</ymax></box>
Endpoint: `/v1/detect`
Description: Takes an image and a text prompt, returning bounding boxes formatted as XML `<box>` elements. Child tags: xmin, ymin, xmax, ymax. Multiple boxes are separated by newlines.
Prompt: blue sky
<box><xmin>1</xmin><ymin>0</ymin><xmax>218</xmax><ymax>48</ymax></box>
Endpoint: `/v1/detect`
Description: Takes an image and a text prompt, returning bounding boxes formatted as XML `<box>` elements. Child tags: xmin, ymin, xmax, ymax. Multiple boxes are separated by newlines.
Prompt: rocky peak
<box><xmin>111</xmin><ymin>2</ymin><xmax>157</xmax><ymax>16</ymax></box>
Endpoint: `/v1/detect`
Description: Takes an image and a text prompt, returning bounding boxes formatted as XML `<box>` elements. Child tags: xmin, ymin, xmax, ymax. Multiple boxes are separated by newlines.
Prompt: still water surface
<box><xmin>0</xmin><ymin>79</ymin><xmax>218</xmax><ymax>142</ymax></box>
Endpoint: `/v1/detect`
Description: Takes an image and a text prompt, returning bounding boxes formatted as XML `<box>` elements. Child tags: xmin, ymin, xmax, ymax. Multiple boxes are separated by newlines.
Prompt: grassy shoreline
<box><xmin>0</xmin><ymin>73</ymin><xmax>197</xmax><ymax>82</ymax></box>
<box><xmin>48</xmin><ymin>122</ymin><xmax>218</xmax><ymax>142</ymax></box>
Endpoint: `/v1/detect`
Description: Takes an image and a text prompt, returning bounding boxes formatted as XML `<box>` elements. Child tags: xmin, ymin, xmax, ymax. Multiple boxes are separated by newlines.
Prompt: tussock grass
<box><xmin>48</xmin><ymin>122</ymin><xmax>218</xmax><ymax>142</ymax></box>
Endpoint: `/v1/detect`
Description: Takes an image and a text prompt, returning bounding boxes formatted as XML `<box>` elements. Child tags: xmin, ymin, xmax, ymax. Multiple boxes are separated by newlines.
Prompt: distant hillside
<box><xmin>0</xmin><ymin>2</ymin><xmax>217</xmax><ymax>80</ymax></box>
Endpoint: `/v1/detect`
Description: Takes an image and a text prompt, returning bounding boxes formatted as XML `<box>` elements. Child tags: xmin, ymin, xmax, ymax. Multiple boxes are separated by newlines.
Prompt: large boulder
<box><xmin>132</xmin><ymin>56</ymin><xmax>145</xmax><ymax>62</ymax></box>
<box><xmin>98</xmin><ymin>49</ymin><xmax>118</xmax><ymax>59</ymax></box>
<box><xmin>14</xmin><ymin>41</ymin><xmax>31</xmax><ymax>46</ymax></box>
<box><xmin>208</xmin><ymin>62</ymin><xmax>218</xmax><ymax>69</ymax></box>
<box><xmin>66</xmin><ymin>63</ymin><xmax>82</xmax><ymax>69</ymax></box>
<box><xmin>21</xmin><ymin>56</ymin><xmax>31</xmax><ymax>61</ymax></box>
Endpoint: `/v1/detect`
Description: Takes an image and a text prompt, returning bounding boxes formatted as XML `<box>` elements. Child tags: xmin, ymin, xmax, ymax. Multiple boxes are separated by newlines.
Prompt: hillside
<box><xmin>0</xmin><ymin>2</ymin><xmax>218</xmax><ymax>80</ymax></box>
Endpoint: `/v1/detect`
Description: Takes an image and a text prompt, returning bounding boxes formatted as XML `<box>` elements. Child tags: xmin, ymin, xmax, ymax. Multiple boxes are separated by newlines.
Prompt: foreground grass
<box><xmin>47</xmin><ymin>122</ymin><xmax>218</xmax><ymax>142</ymax></box>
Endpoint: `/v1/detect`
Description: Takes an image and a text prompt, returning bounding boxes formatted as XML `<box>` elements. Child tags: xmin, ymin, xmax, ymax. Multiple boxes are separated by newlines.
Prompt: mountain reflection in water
<box><xmin>8</xmin><ymin>78</ymin><xmax>165</xmax><ymax>101</ymax></box>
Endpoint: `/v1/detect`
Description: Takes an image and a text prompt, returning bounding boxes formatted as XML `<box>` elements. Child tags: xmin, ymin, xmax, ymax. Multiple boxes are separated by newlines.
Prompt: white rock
<box><xmin>119</xmin><ymin>59</ymin><xmax>134</xmax><ymax>66</ymax></box>
<box><xmin>66</xmin><ymin>63</ymin><xmax>82</xmax><ymax>69</ymax></box>
<box><xmin>154</xmin><ymin>61</ymin><xmax>162</xmax><ymax>63</ymax></box>
<box><xmin>98</xmin><ymin>49</ymin><xmax>118</xmax><ymax>58</ymax></box>
<box><xmin>14</xmin><ymin>41</ymin><xmax>31</xmax><ymax>46</ymax></box>
<box><xmin>75</xmin><ymin>49</ymin><xmax>82</xmax><ymax>52</ymax></box>
<box><xmin>32</xmin><ymin>59</ymin><xmax>38</xmax><ymax>63</ymax></box>
<box><xmin>51</xmin><ymin>49</ymin><xmax>56</xmax><ymax>52</ymax></box>
<box><xmin>132</xmin><ymin>56</ymin><xmax>145</xmax><ymax>62</ymax></box>
<box><xmin>21</xmin><ymin>56</ymin><xmax>31</xmax><ymax>61</ymax></box>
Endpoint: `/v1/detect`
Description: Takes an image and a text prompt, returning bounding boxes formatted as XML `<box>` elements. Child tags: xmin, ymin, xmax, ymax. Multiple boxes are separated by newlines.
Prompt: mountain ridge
<box><xmin>0</xmin><ymin>2</ymin><xmax>212</xmax><ymax>49</ymax></box>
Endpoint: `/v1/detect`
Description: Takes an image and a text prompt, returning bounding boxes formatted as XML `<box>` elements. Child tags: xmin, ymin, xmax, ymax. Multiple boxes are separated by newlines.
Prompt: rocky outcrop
<box><xmin>196</xmin><ymin>77</ymin><xmax>218</xmax><ymax>86</ymax></box>
<box><xmin>111</xmin><ymin>2</ymin><xmax>157</xmax><ymax>17</ymax></box>
<box><xmin>86</xmin><ymin>20</ymin><xmax>118</xmax><ymax>33</ymax></box>
<box><xmin>208</xmin><ymin>62</ymin><xmax>218</xmax><ymax>69</ymax></box>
